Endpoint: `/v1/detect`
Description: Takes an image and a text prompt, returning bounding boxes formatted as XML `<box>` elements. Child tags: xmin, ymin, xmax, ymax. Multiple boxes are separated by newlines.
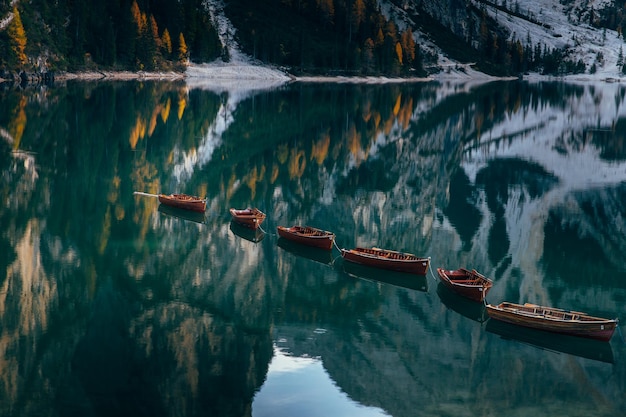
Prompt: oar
<box><xmin>133</xmin><ymin>191</ymin><xmax>159</xmax><ymax>198</ymax></box>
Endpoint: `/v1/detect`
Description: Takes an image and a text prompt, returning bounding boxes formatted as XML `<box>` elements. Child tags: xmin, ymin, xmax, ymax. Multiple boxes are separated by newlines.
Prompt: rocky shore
<box><xmin>0</xmin><ymin>69</ymin><xmax>185</xmax><ymax>85</ymax></box>
<box><xmin>57</xmin><ymin>70</ymin><xmax>185</xmax><ymax>81</ymax></box>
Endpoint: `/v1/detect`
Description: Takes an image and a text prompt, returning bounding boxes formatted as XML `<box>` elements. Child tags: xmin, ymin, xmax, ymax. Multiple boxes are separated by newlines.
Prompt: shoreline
<box><xmin>0</xmin><ymin>70</ymin><xmax>186</xmax><ymax>84</ymax></box>
<box><xmin>2</xmin><ymin>66</ymin><xmax>624</xmax><ymax>86</ymax></box>
<box><xmin>56</xmin><ymin>70</ymin><xmax>186</xmax><ymax>81</ymax></box>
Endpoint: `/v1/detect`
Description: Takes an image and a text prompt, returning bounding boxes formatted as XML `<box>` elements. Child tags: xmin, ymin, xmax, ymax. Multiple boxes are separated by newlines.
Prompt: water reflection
<box><xmin>158</xmin><ymin>204</ymin><xmax>207</xmax><ymax>224</ymax></box>
<box><xmin>230</xmin><ymin>221</ymin><xmax>266</xmax><ymax>243</ymax></box>
<box><xmin>276</xmin><ymin>238</ymin><xmax>336</xmax><ymax>266</ymax></box>
<box><xmin>341</xmin><ymin>260</ymin><xmax>428</xmax><ymax>292</ymax></box>
<box><xmin>436</xmin><ymin>283</ymin><xmax>488</xmax><ymax>323</ymax></box>
<box><xmin>1</xmin><ymin>79</ymin><xmax>626</xmax><ymax>417</ymax></box>
<box><xmin>253</xmin><ymin>346</ymin><xmax>389</xmax><ymax>417</ymax></box>
<box><xmin>485</xmin><ymin>319</ymin><xmax>615</xmax><ymax>364</ymax></box>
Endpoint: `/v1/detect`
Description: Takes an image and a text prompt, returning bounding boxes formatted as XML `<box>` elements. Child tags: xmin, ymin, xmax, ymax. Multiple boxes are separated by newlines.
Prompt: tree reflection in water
<box><xmin>0</xmin><ymin>80</ymin><xmax>625</xmax><ymax>417</ymax></box>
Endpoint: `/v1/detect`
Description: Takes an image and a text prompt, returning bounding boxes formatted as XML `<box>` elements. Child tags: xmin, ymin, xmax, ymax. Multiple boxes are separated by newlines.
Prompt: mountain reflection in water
<box><xmin>1</xmin><ymin>80</ymin><xmax>625</xmax><ymax>417</ymax></box>
<box><xmin>253</xmin><ymin>346</ymin><xmax>389</xmax><ymax>417</ymax></box>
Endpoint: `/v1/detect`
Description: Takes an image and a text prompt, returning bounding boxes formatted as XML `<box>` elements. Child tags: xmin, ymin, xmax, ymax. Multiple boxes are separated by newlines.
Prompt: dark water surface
<box><xmin>1</xmin><ymin>79</ymin><xmax>625</xmax><ymax>417</ymax></box>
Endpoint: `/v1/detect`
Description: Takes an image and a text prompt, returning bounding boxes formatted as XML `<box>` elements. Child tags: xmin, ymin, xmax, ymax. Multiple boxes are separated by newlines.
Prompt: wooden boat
<box><xmin>276</xmin><ymin>225</ymin><xmax>335</xmax><ymax>250</ymax></box>
<box><xmin>158</xmin><ymin>193</ymin><xmax>206</xmax><ymax>212</ymax></box>
<box><xmin>436</xmin><ymin>267</ymin><xmax>493</xmax><ymax>302</ymax></box>
<box><xmin>229</xmin><ymin>208</ymin><xmax>266</xmax><ymax>229</ymax></box>
<box><xmin>340</xmin><ymin>247</ymin><xmax>430</xmax><ymax>275</ymax></box>
<box><xmin>485</xmin><ymin>302</ymin><xmax>618</xmax><ymax>342</ymax></box>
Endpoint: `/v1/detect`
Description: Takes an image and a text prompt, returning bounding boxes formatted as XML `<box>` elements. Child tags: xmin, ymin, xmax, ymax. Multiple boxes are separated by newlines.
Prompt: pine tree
<box><xmin>178</xmin><ymin>33</ymin><xmax>188</xmax><ymax>64</ymax></box>
<box><xmin>150</xmin><ymin>16</ymin><xmax>161</xmax><ymax>50</ymax></box>
<box><xmin>146</xmin><ymin>15</ymin><xmax>161</xmax><ymax>68</ymax></box>
<box><xmin>7</xmin><ymin>7</ymin><xmax>28</xmax><ymax>67</ymax></box>
<box><xmin>162</xmin><ymin>28</ymin><xmax>173</xmax><ymax>57</ymax></box>
<box><xmin>395</xmin><ymin>42</ymin><xmax>403</xmax><ymax>65</ymax></box>
<box><xmin>618</xmin><ymin>46</ymin><xmax>624</xmax><ymax>67</ymax></box>
<box><xmin>362</xmin><ymin>37</ymin><xmax>375</xmax><ymax>73</ymax></box>
<box><xmin>400</xmin><ymin>29</ymin><xmax>416</xmax><ymax>65</ymax></box>
<box><xmin>130</xmin><ymin>1</ymin><xmax>148</xmax><ymax>68</ymax></box>
<box><xmin>350</xmin><ymin>0</ymin><xmax>365</xmax><ymax>41</ymax></box>
<box><xmin>375</xmin><ymin>28</ymin><xmax>384</xmax><ymax>47</ymax></box>
<box><xmin>130</xmin><ymin>1</ymin><xmax>142</xmax><ymax>28</ymax></box>
<box><xmin>318</xmin><ymin>0</ymin><xmax>334</xmax><ymax>26</ymax></box>
<box><xmin>111</xmin><ymin>0</ymin><xmax>136</xmax><ymax>67</ymax></box>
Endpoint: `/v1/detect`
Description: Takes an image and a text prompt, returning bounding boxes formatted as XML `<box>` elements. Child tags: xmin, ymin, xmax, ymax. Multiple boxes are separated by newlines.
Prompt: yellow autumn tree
<box><xmin>7</xmin><ymin>7</ymin><xmax>28</xmax><ymax>67</ymax></box>
<box><xmin>363</xmin><ymin>38</ymin><xmax>375</xmax><ymax>72</ymax></box>
<box><xmin>150</xmin><ymin>15</ymin><xmax>161</xmax><ymax>47</ymax></box>
<box><xmin>395</xmin><ymin>42</ymin><xmax>403</xmax><ymax>65</ymax></box>
<box><xmin>130</xmin><ymin>1</ymin><xmax>142</xmax><ymax>30</ymax></box>
<box><xmin>401</xmin><ymin>29</ymin><xmax>416</xmax><ymax>64</ymax></box>
<box><xmin>178</xmin><ymin>33</ymin><xmax>188</xmax><ymax>64</ymax></box>
<box><xmin>162</xmin><ymin>28</ymin><xmax>173</xmax><ymax>56</ymax></box>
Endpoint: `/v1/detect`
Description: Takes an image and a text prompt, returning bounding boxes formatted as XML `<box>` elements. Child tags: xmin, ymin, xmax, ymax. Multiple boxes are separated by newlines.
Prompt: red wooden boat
<box><xmin>340</xmin><ymin>247</ymin><xmax>430</xmax><ymax>275</ymax></box>
<box><xmin>229</xmin><ymin>207</ymin><xmax>266</xmax><ymax>229</ymax></box>
<box><xmin>277</xmin><ymin>226</ymin><xmax>335</xmax><ymax>250</ymax></box>
<box><xmin>436</xmin><ymin>267</ymin><xmax>493</xmax><ymax>302</ymax></box>
<box><xmin>486</xmin><ymin>302</ymin><xmax>618</xmax><ymax>342</ymax></box>
<box><xmin>158</xmin><ymin>193</ymin><xmax>206</xmax><ymax>212</ymax></box>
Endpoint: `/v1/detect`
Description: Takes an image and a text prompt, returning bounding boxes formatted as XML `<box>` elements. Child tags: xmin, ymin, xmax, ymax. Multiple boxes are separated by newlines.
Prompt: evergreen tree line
<box><xmin>226</xmin><ymin>0</ymin><xmax>626</xmax><ymax>77</ymax></box>
<box><xmin>0</xmin><ymin>0</ymin><xmax>222</xmax><ymax>72</ymax></box>
<box><xmin>226</xmin><ymin>0</ymin><xmax>423</xmax><ymax>76</ymax></box>
<box><xmin>1</xmin><ymin>0</ymin><xmax>625</xmax><ymax>77</ymax></box>
<box><xmin>464</xmin><ymin>1</ymin><xmax>626</xmax><ymax>76</ymax></box>
<box><xmin>468</xmin><ymin>8</ymin><xmax>588</xmax><ymax>76</ymax></box>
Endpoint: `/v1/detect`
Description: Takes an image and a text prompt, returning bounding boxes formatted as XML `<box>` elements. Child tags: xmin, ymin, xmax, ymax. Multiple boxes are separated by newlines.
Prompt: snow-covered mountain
<box><xmin>382</xmin><ymin>0</ymin><xmax>625</xmax><ymax>80</ymax></box>
<box><xmin>193</xmin><ymin>0</ymin><xmax>626</xmax><ymax>82</ymax></box>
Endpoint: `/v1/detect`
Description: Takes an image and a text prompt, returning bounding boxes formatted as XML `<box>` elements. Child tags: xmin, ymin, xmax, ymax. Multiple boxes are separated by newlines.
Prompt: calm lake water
<box><xmin>1</xmin><ymin>78</ymin><xmax>625</xmax><ymax>417</ymax></box>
